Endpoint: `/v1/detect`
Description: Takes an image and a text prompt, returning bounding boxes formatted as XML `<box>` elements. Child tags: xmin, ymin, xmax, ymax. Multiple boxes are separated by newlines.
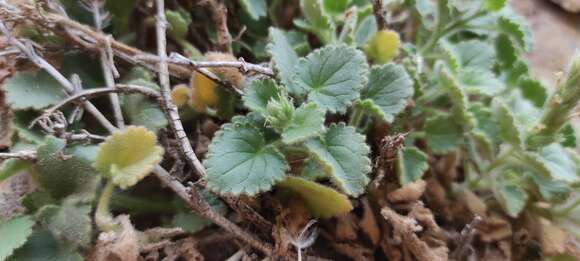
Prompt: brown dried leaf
<box><xmin>476</xmin><ymin>216</ymin><xmax>512</xmax><ymax>242</ymax></box>
<box><xmin>360</xmin><ymin>198</ymin><xmax>380</xmax><ymax>246</ymax></box>
<box><xmin>205</xmin><ymin>52</ymin><xmax>244</xmax><ymax>88</ymax></box>
<box><xmin>409</xmin><ymin>202</ymin><xmax>441</xmax><ymax>236</ymax></box>
<box><xmin>331</xmin><ymin>242</ymin><xmax>374</xmax><ymax>261</ymax></box>
<box><xmin>335</xmin><ymin>213</ymin><xmax>358</xmax><ymax>242</ymax></box>
<box><xmin>388</xmin><ymin>179</ymin><xmax>426</xmax><ymax>203</ymax></box>
<box><xmin>381</xmin><ymin>206</ymin><xmax>448</xmax><ymax>261</ymax></box>
<box><xmin>88</xmin><ymin>215</ymin><xmax>139</xmax><ymax>261</ymax></box>
<box><xmin>458</xmin><ymin>187</ymin><xmax>487</xmax><ymax>217</ymax></box>
<box><xmin>540</xmin><ymin>218</ymin><xmax>568</xmax><ymax>256</ymax></box>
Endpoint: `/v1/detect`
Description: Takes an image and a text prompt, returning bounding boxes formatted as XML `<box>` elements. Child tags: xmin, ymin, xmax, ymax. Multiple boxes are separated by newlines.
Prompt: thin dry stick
<box><xmin>0</xmin><ymin>20</ymin><xmax>117</xmax><ymax>133</ymax></box>
<box><xmin>372</xmin><ymin>0</ymin><xmax>387</xmax><ymax>30</ymax></box>
<box><xmin>90</xmin><ymin>0</ymin><xmax>125</xmax><ymax>128</ymax></box>
<box><xmin>30</xmin><ymin>85</ymin><xmax>160</xmax><ymax>128</ymax></box>
<box><xmin>0</xmin><ymin>151</ymin><xmax>36</xmax><ymax>160</ymax></box>
<box><xmin>154</xmin><ymin>0</ymin><xmax>272</xmax><ymax>254</ymax></box>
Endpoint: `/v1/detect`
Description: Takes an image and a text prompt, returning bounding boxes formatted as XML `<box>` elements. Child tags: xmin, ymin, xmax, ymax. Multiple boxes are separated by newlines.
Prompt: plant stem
<box><xmin>95</xmin><ymin>180</ymin><xmax>116</xmax><ymax>232</ymax></box>
<box><xmin>349</xmin><ymin>106</ymin><xmax>365</xmax><ymax>127</ymax></box>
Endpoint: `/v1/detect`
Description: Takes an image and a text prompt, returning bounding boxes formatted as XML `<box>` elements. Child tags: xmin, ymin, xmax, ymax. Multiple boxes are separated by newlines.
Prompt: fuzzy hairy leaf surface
<box><xmin>539</xmin><ymin>144</ymin><xmax>579</xmax><ymax>183</ymax></box>
<box><xmin>34</xmin><ymin>136</ymin><xmax>99</xmax><ymax>200</ymax></box>
<box><xmin>121</xmin><ymin>79</ymin><xmax>168</xmax><ymax>132</ymax></box>
<box><xmin>204</xmin><ymin>122</ymin><xmax>288</xmax><ymax>195</ymax></box>
<box><xmin>293</xmin><ymin>45</ymin><xmax>369</xmax><ymax>113</ymax></box>
<box><xmin>267</xmin><ymin>28</ymin><xmax>301</xmax><ymax>94</ymax></box>
<box><xmin>425</xmin><ymin>114</ymin><xmax>464</xmax><ymax>154</ymax></box>
<box><xmin>8</xmin><ymin>230</ymin><xmax>82</xmax><ymax>261</ymax></box>
<box><xmin>397</xmin><ymin>146</ymin><xmax>429</xmax><ymax>185</ymax></box>
<box><xmin>498</xmin><ymin>12</ymin><xmax>533</xmax><ymax>51</ymax></box>
<box><xmin>0</xmin><ymin>159</ymin><xmax>30</xmax><ymax>182</ymax></box>
<box><xmin>304</xmin><ymin>123</ymin><xmax>371</xmax><ymax>196</ymax></box>
<box><xmin>494</xmin><ymin>101</ymin><xmax>523</xmax><ymax>148</ymax></box>
<box><xmin>359</xmin><ymin>63</ymin><xmax>413</xmax><ymax>123</ymax></box>
<box><xmin>281</xmin><ymin>103</ymin><xmax>325</xmax><ymax>144</ymax></box>
<box><xmin>365</xmin><ymin>30</ymin><xmax>401</xmax><ymax>64</ymax></box>
<box><xmin>297</xmin><ymin>0</ymin><xmax>335</xmax><ymax>43</ymax></box>
<box><xmin>0</xmin><ymin>215</ymin><xmax>34</xmax><ymax>261</ymax></box>
<box><xmin>240</xmin><ymin>0</ymin><xmax>267</xmax><ymax>20</ymax></box>
<box><xmin>242</xmin><ymin>79</ymin><xmax>283</xmax><ymax>113</ymax></box>
<box><xmin>440</xmin><ymin>70</ymin><xmax>475</xmax><ymax>129</ymax></box>
<box><xmin>94</xmin><ymin>126</ymin><xmax>164</xmax><ymax>189</ymax></box>
<box><xmin>449</xmin><ymin>40</ymin><xmax>496</xmax><ymax>70</ymax></box>
<box><xmin>458</xmin><ymin>68</ymin><xmax>505</xmax><ymax>96</ymax></box>
<box><xmin>37</xmin><ymin>202</ymin><xmax>92</xmax><ymax>248</ymax></box>
<box><xmin>497</xmin><ymin>179</ymin><xmax>528</xmax><ymax>217</ymax></box>
<box><xmin>300</xmin><ymin>158</ymin><xmax>327</xmax><ymax>181</ymax></box>
<box><xmin>278</xmin><ymin>176</ymin><xmax>353</xmax><ymax>218</ymax></box>
<box><xmin>518</xmin><ymin>77</ymin><xmax>547</xmax><ymax>108</ymax></box>
<box><xmin>354</xmin><ymin>15</ymin><xmax>377</xmax><ymax>48</ymax></box>
<box><xmin>5</xmin><ymin>71</ymin><xmax>67</xmax><ymax>110</ymax></box>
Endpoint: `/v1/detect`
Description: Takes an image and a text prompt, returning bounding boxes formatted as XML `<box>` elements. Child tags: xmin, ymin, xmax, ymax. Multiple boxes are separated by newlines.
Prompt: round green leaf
<box><xmin>359</xmin><ymin>63</ymin><xmax>413</xmax><ymax>123</ymax></box>
<box><xmin>425</xmin><ymin>114</ymin><xmax>464</xmax><ymax>154</ymax></box>
<box><xmin>281</xmin><ymin>103</ymin><xmax>325</xmax><ymax>144</ymax></box>
<box><xmin>396</xmin><ymin>146</ymin><xmax>429</xmax><ymax>185</ymax></box>
<box><xmin>292</xmin><ymin>44</ymin><xmax>369</xmax><ymax>113</ymax></box>
<box><xmin>204</xmin><ymin>122</ymin><xmax>289</xmax><ymax>196</ymax></box>
<box><xmin>94</xmin><ymin>126</ymin><xmax>164</xmax><ymax>189</ymax></box>
<box><xmin>0</xmin><ymin>215</ymin><xmax>34</xmax><ymax>261</ymax></box>
<box><xmin>5</xmin><ymin>71</ymin><xmax>67</xmax><ymax>110</ymax></box>
<box><xmin>305</xmin><ymin>123</ymin><xmax>371</xmax><ymax>196</ymax></box>
<box><xmin>242</xmin><ymin>79</ymin><xmax>283</xmax><ymax>113</ymax></box>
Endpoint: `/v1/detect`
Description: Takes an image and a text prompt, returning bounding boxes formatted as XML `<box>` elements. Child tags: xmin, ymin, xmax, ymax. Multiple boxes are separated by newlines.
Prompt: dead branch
<box><xmin>0</xmin><ymin>150</ymin><xmax>36</xmax><ymax>161</ymax></box>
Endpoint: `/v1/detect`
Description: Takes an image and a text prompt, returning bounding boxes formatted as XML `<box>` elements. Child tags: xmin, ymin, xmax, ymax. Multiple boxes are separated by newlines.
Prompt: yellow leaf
<box><xmin>277</xmin><ymin>176</ymin><xmax>353</xmax><ymax>218</ymax></box>
<box><xmin>94</xmin><ymin>126</ymin><xmax>164</xmax><ymax>189</ymax></box>
<box><xmin>190</xmin><ymin>71</ymin><xmax>218</xmax><ymax>113</ymax></box>
<box><xmin>365</xmin><ymin>30</ymin><xmax>401</xmax><ymax>64</ymax></box>
<box><xmin>171</xmin><ymin>84</ymin><xmax>191</xmax><ymax>107</ymax></box>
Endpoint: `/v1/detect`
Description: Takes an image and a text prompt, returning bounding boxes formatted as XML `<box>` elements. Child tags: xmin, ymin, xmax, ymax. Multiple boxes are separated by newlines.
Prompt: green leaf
<box><xmin>12</xmin><ymin>111</ymin><xmax>44</xmax><ymax>144</ymax></box>
<box><xmin>293</xmin><ymin>45</ymin><xmax>369</xmax><ymax>113</ymax></box>
<box><xmin>452</xmin><ymin>40</ymin><xmax>496</xmax><ymax>70</ymax></box>
<box><xmin>240</xmin><ymin>0</ymin><xmax>267</xmax><ymax>20</ymax></box>
<box><xmin>297</xmin><ymin>0</ymin><xmax>335</xmax><ymax>43</ymax></box>
<box><xmin>354</xmin><ymin>15</ymin><xmax>377</xmax><ymax>48</ymax></box>
<box><xmin>518</xmin><ymin>77</ymin><xmax>547</xmax><ymax>108</ymax></box>
<box><xmin>485</xmin><ymin>0</ymin><xmax>506</xmax><ymax>11</ymax></box>
<box><xmin>469</xmin><ymin>104</ymin><xmax>501</xmax><ymax>148</ymax></box>
<box><xmin>498</xmin><ymin>11</ymin><xmax>533</xmax><ymax>51</ymax></box>
<box><xmin>528</xmin><ymin>173</ymin><xmax>570</xmax><ymax>203</ymax></box>
<box><xmin>8</xmin><ymin>230</ymin><xmax>82</xmax><ymax>261</ymax></box>
<box><xmin>277</xmin><ymin>176</ymin><xmax>353</xmax><ymax>218</ymax></box>
<box><xmin>37</xmin><ymin>202</ymin><xmax>92</xmax><ymax>248</ymax></box>
<box><xmin>121</xmin><ymin>79</ymin><xmax>168</xmax><ymax>132</ymax></box>
<box><xmin>440</xmin><ymin>70</ymin><xmax>475</xmax><ymax>129</ymax></box>
<box><xmin>0</xmin><ymin>215</ymin><xmax>34</xmax><ymax>261</ymax></box>
<box><xmin>4</xmin><ymin>71</ymin><xmax>67</xmax><ymax>110</ymax></box>
<box><xmin>497</xmin><ymin>179</ymin><xmax>528</xmax><ymax>217</ymax></box>
<box><xmin>359</xmin><ymin>63</ymin><xmax>413</xmax><ymax>123</ymax></box>
<box><xmin>458</xmin><ymin>68</ymin><xmax>505</xmax><ymax>96</ymax></box>
<box><xmin>304</xmin><ymin>123</ymin><xmax>371</xmax><ymax>196</ymax></box>
<box><xmin>414</xmin><ymin>0</ymin><xmax>436</xmax><ymax>29</ymax></box>
<box><xmin>242</xmin><ymin>79</ymin><xmax>283</xmax><ymax>113</ymax></box>
<box><xmin>105</xmin><ymin>0</ymin><xmax>136</xmax><ymax>35</ymax></box>
<box><xmin>267</xmin><ymin>28</ymin><xmax>300</xmax><ymax>94</ymax></box>
<box><xmin>0</xmin><ymin>159</ymin><xmax>30</xmax><ymax>182</ymax></box>
<box><xmin>560</xmin><ymin>124</ymin><xmax>577</xmax><ymax>148</ymax></box>
<box><xmin>396</xmin><ymin>146</ymin><xmax>429</xmax><ymax>185</ymax></box>
<box><xmin>300</xmin><ymin>158</ymin><xmax>327</xmax><ymax>181</ymax></box>
<box><xmin>365</xmin><ymin>30</ymin><xmax>401</xmax><ymax>64</ymax></box>
<box><xmin>281</xmin><ymin>103</ymin><xmax>325</xmax><ymax>144</ymax></box>
<box><xmin>539</xmin><ymin>144</ymin><xmax>579</xmax><ymax>183</ymax></box>
<box><xmin>22</xmin><ymin>191</ymin><xmax>56</xmax><ymax>213</ymax></box>
<box><xmin>94</xmin><ymin>126</ymin><xmax>164</xmax><ymax>189</ymax></box>
<box><xmin>425</xmin><ymin>114</ymin><xmax>464</xmax><ymax>154</ymax></box>
<box><xmin>34</xmin><ymin>136</ymin><xmax>99</xmax><ymax>199</ymax></box>
<box><xmin>494</xmin><ymin>101</ymin><xmax>523</xmax><ymax>148</ymax></box>
<box><xmin>204</xmin><ymin>122</ymin><xmax>289</xmax><ymax>195</ymax></box>
<box><xmin>323</xmin><ymin>0</ymin><xmax>350</xmax><ymax>14</ymax></box>
<box><xmin>166</xmin><ymin>9</ymin><xmax>191</xmax><ymax>41</ymax></box>
<box><xmin>495</xmin><ymin>34</ymin><xmax>518</xmax><ymax>68</ymax></box>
